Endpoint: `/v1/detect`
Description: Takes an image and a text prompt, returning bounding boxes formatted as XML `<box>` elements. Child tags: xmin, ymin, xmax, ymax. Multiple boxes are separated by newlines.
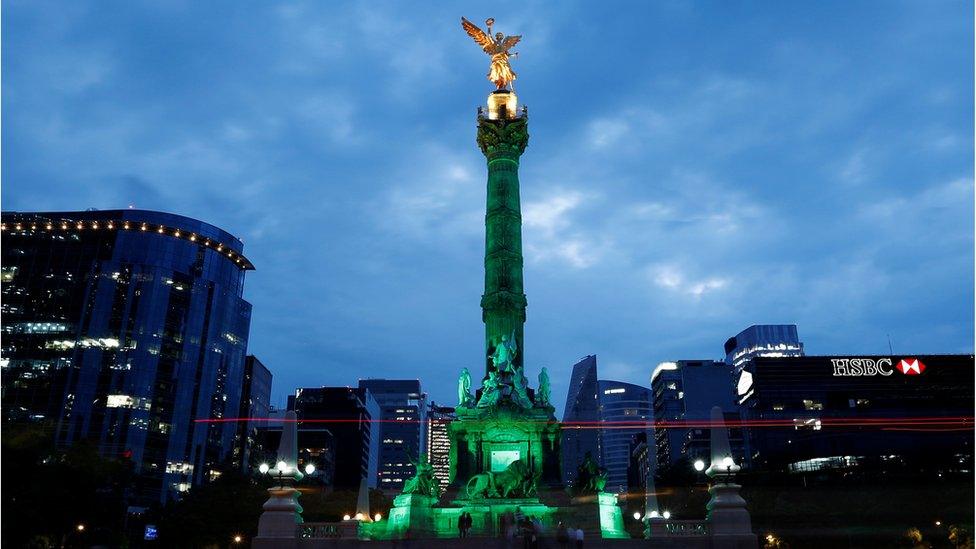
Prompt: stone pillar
<box><xmin>477</xmin><ymin>91</ymin><xmax>529</xmax><ymax>376</ymax></box>
<box><xmin>704</xmin><ymin>406</ymin><xmax>757</xmax><ymax>549</ymax></box>
<box><xmin>253</xmin><ymin>411</ymin><xmax>303</xmax><ymax>549</ymax></box>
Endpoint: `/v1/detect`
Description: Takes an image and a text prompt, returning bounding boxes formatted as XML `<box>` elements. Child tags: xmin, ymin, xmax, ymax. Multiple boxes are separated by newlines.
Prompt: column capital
<box><xmin>477</xmin><ymin>115</ymin><xmax>529</xmax><ymax>159</ymax></box>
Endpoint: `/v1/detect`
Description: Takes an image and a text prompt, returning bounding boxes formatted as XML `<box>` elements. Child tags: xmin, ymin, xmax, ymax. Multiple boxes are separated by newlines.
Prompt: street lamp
<box><xmin>693</xmin><ymin>459</ymin><xmax>705</xmax><ymax>472</ymax></box>
<box><xmin>258</xmin><ymin>463</ymin><xmax>270</xmax><ymax>474</ymax></box>
<box><xmin>233</xmin><ymin>534</ymin><xmax>243</xmax><ymax>544</ymax></box>
<box><xmin>374</xmin><ymin>513</ymin><xmax>382</xmax><ymax>521</ymax></box>
<box><xmin>662</xmin><ymin>511</ymin><xmax>671</xmax><ymax>520</ymax></box>
<box><xmin>633</xmin><ymin>512</ymin><xmax>642</xmax><ymax>520</ymax></box>
<box><xmin>304</xmin><ymin>463</ymin><xmax>316</xmax><ymax>475</ymax></box>
<box><xmin>76</xmin><ymin>524</ymin><xmax>86</xmax><ymax>532</ymax></box>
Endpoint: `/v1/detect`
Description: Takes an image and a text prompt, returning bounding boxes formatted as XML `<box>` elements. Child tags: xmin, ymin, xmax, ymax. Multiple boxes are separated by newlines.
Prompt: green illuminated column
<box><xmin>477</xmin><ymin>99</ymin><xmax>529</xmax><ymax>377</ymax></box>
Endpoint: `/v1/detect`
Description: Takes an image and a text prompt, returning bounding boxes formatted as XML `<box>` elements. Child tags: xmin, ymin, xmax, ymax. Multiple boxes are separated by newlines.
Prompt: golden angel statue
<box><xmin>461</xmin><ymin>17</ymin><xmax>521</xmax><ymax>90</ymax></box>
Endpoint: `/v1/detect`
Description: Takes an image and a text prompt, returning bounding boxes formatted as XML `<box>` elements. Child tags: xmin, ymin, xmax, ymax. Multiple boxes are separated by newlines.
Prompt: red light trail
<box><xmin>193</xmin><ymin>416</ymin><xmax>973</xmax><ymax>431</ymax></box>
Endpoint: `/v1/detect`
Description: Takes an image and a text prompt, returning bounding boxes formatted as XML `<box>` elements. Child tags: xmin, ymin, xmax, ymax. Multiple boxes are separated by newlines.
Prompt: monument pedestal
<box><xmin>386</xmin><ymin>493</ymin><xmax>438</xmax><ymax>538</ymax></box>
<box><xmin>253</xmin><ymin>485</ymin><xmax>303</xmax><ymax>549</ymax></box>
<box><xmin>706</xmin><ymin>482</ymin><xmax>758</xmax><ymax>549</ymax></box>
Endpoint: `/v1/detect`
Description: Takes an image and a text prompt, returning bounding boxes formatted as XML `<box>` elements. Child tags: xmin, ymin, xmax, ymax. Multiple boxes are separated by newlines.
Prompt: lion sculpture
<box><xmin>466</xmin><ymin>459</ymin><xmax>540</xmax><ymax>499</ymax></box>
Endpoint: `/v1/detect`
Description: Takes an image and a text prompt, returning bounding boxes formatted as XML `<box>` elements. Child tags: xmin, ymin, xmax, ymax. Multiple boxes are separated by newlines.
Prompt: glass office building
<box><xmin>724</xmin><ymin>324</ymin><xmax>804</xmax><ymax>372</ymax></box>
<box><xmin>561</xmin><ymin>355</ymin><xmax>600</xmax><ymax>484</ymax></box>
<box><xmin>1</xmin><ymin>209</ymin><xmax>254</xmax><ymax>503</ymax></box>
<box><xmin>596</xmin><ymin>380</ymin><xmax>652</xmax><ymax>493</ymax></box>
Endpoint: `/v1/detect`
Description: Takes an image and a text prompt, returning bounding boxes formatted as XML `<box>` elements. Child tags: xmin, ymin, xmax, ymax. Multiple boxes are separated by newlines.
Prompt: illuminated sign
<box><xmin>831</xmin><ymin>357</ymin><xmax>926</xmax><ymax>377</ymax></box>
<box><xmin>144</xmin><ymin>525</ymin><xmax>158</xmax><ymax>540</ymax></box>
<box><xmin>831</xmin><ymin>358</ymin><xmax>893</xmax><ymax>376</ymax></box>
<box><xmin>896</xmin><ymin>358</ymin><xmax>926</xmax><ymax>375</ymax></box>
<box><xmin>490</xmin><ymin>450</ymin><xmax>520</xmax><ymax>472</ymax></box>
<box><xmin>736</xmin><ymin>370</ymin><xmax>753</xmax><ymax>396</ymax></box>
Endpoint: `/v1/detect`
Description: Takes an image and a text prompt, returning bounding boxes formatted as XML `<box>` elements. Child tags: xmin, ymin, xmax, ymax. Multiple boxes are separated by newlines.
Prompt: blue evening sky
<box><xmin>3</xmin><ymin>1</ymin><xmax>973</xmax><ymax>409</ymax></box>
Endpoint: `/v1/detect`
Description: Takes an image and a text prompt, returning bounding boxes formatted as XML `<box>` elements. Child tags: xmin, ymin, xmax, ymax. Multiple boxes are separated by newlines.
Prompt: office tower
<box><xmin>738</xmin><ymin>354</ymin><xmax>974</xmax><ymax>474</ymax></box>
<box><xmin>357</xmin><ymin>379</ymin><xmax>427</xmax><ymax>492</ymax></box>
<box><xmin>724</xmin><ymin>324</ymin><xmax>804</xmax><ymax>372</ymax></box>
<box><xmin>1</xmin><ymin>210</ymin><xmax>254</xmax><ymax>503</ymax></box>
<box><xmin>292</xmin><ymin>387</ymin><xmax>380</xmax><ymax>490</ymax></box>
<box><xmin>597</xmin><ymin>380</ymin><xmax>652</xmax><ymax>493</ymax></box>
<box><xmin>561</xmin><ymin>355</ymin><xmax>600</xmax><ymax>484</ymax></box>
<box><xmin>426</xmin><ymin>402</ymin><xmax>456</xmax><ymax>489</ymax></box>
<box><xmin>651</xmin><ymin>360</ymin><xmax>740</xmax><ymax>468</ymax></box>
<box><xmin>234</xmin><ymin>355</ymin><xmax>273</xmax><ymax>470</ymax></box>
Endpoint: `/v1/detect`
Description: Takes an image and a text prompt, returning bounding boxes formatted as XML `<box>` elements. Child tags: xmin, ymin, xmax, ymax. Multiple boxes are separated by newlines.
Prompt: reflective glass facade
<box><xmin>561</xmin><ymin>355</ymin><xmax>600</xmax><ymax>484</ymax></box>
<box><xmin>597</xmin><ymin>380</ymin><xmax>652</xmax><ymax>493</ymax></box>
<box><xmin>1</xmin><ymin>210</ymin><xmax>254</xmax><ymax>503</ymax></box>
<box><xmin>724</xmin><ymin>324</ymin><xmax>804</xmax><ymax>371</ymax></box>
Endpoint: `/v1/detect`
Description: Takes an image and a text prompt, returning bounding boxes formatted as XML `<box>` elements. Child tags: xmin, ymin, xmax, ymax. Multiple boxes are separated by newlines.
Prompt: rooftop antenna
<box><xmin>887</xmin><ymin>334</ymin><xmax>893</xmax><ymax>355</ymax></box>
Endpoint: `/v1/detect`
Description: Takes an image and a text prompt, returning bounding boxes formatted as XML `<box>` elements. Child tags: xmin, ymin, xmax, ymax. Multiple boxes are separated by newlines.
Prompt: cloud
<box><xmin>650</xmin><ymin>264</ymin><xmax>729</xmax><ymax>299</ymax></box>
<box><xmin>523</xmin><ymin>189</ymin><xmax>601</xmax><ymax>268</ymax></box>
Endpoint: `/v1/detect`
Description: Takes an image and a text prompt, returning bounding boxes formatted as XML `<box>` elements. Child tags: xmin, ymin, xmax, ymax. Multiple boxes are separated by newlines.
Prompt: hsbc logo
<box><xmin>831</xmin><ymin>358</ymin><xmax>893</xmax><ymax>376</ymax></box>
<box><xmin>895</xmin><ymin>358</ymin><xmax>926</xmax><ymax>375</ymax></box>
<box><xmin>831</xmin><ymin>357</ymin><xmax>926</xmax><ymax>377</ymax></box>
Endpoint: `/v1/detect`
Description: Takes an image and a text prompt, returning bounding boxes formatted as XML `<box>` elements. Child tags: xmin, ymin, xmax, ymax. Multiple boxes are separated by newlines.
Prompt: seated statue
<box><xmin>402</xmin><ymin>456</ymin><xmax>441</xmax><ymax>498</ymax></box>
<box><xmin>570</xmin><ymin>452</ymin><xmax>609</xmax><ymax>496</ymax></box>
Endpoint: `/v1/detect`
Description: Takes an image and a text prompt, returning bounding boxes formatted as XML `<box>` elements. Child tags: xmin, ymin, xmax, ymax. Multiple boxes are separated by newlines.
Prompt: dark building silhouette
<box><xmin>1</xmin><ymin>209</ymin><xmax>256</xmax><ymax>503</ymax></box>
<box><xmin>292</xmin><ymin>386</ymin><xmax>380</xmax><ymax>490</ymax></box>
<box><xmin>651</xmin><ymin>360</ymin><xmax>742</xmax><ymax>468</ymax></box>
<box><xmin>738</xmin><ymin>354</ymin><xmax>974</xmax><ymax>473</ymax></box>
<box><xmin>235</xmin><ymin>355</ymin><xmax>272</xmax><ymax>470</ymax></box>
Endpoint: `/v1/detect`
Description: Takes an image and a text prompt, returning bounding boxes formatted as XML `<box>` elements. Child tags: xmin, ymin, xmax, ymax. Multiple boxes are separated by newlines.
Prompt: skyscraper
<box><xmin>235</xmin><ymin>355</ymin><xmax>273</xmax><ymax>470</ymax></box>
<box><xmin>292</xmin><ymin>386</ymin><xmax>380</xmax><ymax>490</ymax></box>
<box><xmin>358</xmin><ymin>379</ymin><xmax>428</xmax><ymax>493</ymax></box>
<box><xmin>724</xmin><ymin>324</ymin><xmax>804</xmax><ymax>372</ymax></box>
<box><xmin>596</xmin><ymin>380</ymin><xmax>652</xmax><ymax>493</ymax></box>
<box><xmin>426</xmin><ymin>402</ymin><xmax>456</xmax><ymax>489</ymax></box>
<box><xmin>561</xmin><ymin>355</ymin><xmax>600</xmax><ymax>484</ymax></box>
<box><xmin>650</xmin><ymin>360</ymin><xmax>740</xmax><ymax>468</ymax></box>
<box><xmin>1</xmin><ymin>209</ymin><xmax>255</xmax><ymax>503</ymax></box>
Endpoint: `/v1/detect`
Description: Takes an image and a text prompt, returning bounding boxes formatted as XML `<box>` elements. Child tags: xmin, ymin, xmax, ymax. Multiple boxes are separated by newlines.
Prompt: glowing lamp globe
<box><xmin>276</xmin><ymin>460</ymin><xmax>288</xmax><ymax>472</ymax></box>
<box><xmin>633</xmin><ymin>512</ymin><xmax>641</xmax><ymax>520</ymax></box>
<box><xmin>693</xmin><ymin>459</ymin><xmax>705</xmax><ymax>472</ymax></box>
<box><xmin>355</xmin><ymin>513</ymin><xmax>364</xmax><ymax>520</ymax></box>
<box><xmin>663</xmin><ymin>511</ymin><xmax>671</xmax><ymax>520</ymax></box>
<box><xmin>258</xmin><ymin>463</ymin><xmax>270</xmax><ymax>474</ymax></box>
<box><xmin>374</xmin><ymin>513</ymin><xmax>382</xmax><ymax>521</ymax></box>
<box><xmin>304</xmin><ymin>463</ymin><xmax>315</xmax><ymax>475</ymax></box>
<box><xmin>722</xmin><ymin>456</ymin><xmax>735</xmax><ymax>467</ymax></box>
<box><xmin>343</xmin><ymin>514</ymin><xmax>351</xmax><ymax>521</ymax></box>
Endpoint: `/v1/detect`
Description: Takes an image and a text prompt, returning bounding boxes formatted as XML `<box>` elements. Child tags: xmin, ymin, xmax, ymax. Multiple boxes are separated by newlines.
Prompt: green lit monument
<box><xmin>379</xmin><ymin>17</ymin><xmax>626</xmax><ymax>540</ymax></box>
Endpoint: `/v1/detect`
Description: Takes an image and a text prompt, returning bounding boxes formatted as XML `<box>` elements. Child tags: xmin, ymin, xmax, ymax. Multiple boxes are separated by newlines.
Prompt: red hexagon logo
<box><xmin>896</xmin><ymin>358</ymin><xmax>926</xmax><ymax>375</ymax></box>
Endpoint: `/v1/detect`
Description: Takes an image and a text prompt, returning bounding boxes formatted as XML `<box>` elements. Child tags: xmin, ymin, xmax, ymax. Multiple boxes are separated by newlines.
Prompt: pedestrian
<box><xmin>464</xmin><ymin>512</ymin><xmax>473</xmax><ymax>537</ymax></box>
<box><xmin>458</xmin><ymin>512</ymin><xmax>466</xmax><ymax>538</ymax></box>
<box><xmin>556</xmin><ymin>522</ymin><xmax>569</xmax><ymax>548</ymax></box>
<box><xmin>574</xmin><ymin>526</ymin><xmax>584</xmax><ymax>549</ymax></box>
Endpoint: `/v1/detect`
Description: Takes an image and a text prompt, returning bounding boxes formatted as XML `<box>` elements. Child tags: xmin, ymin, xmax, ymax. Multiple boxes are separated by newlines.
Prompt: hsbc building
<box><xmin>735</xmin><ymin>354</ymin><xmax>974</xmax><ymax>473</ymax></box>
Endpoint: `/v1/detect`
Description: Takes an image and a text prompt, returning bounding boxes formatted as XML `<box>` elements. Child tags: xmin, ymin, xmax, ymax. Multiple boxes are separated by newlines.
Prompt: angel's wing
<box><xmin>500</xmin><ymin>34</ymin><xmax>521</xmax><ymax>52</ymax></box>
<box><xmin>461</xmin><ymin>17</ymin><xmax>493</xmax><ymax>52</ymax></box>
